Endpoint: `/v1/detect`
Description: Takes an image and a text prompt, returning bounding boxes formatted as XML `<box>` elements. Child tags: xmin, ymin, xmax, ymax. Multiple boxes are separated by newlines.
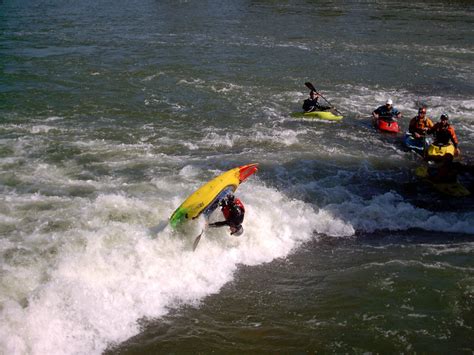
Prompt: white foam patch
<box><xmin>142</xmin><ymin>72</ymin><xmax>165</xmax><ymax>81</ymax></box>
<box><xmin>250</xmin><ymin>125</ymin><xmax>307</xmax><ymax>147</ymax></box>
<box><xmin>177</xmin><ymin>78</ymin><xmax>206</xmax><ymax>87</ymax></box>
<box><xmin>45</xmin><ymin>116</ymin><xmax>64</xmax><ymax>122</ymax></box>
<box><xmin>178</xmin><ymin>165</ymin><xmax>202</xmax><ymax>178</ymax></box>
<box><xmin>423</xmin><ymin>243</ymin><xmax>474</xmax><ymax>256</ymax></box>
<box><xmin>202</xmin><ymin>132</ymin><xmax>236</xmax><ymax>147</ymax></box>
<box><xmin>210</xmin><ymin>82</ymin><xmax>244</xmax><ymax>93</ymax></box>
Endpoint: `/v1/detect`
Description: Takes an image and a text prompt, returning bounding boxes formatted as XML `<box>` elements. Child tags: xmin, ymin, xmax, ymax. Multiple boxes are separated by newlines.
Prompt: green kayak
<box><xmin>291</xmin><ymin>111</ymin><xmax>343</xmax><ymax>121</ymax></box>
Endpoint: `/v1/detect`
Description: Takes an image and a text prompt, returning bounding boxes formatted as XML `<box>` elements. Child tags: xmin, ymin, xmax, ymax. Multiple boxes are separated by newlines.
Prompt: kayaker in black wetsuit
<box><xmin>209</xmin><ymin>194</ymin><xmax>245</xmax><ymax>236</ymax></box>
<box><xmin>303</xmin><ymin>90</ymin><xmax>331</xmax><ymax>112</ymax></box>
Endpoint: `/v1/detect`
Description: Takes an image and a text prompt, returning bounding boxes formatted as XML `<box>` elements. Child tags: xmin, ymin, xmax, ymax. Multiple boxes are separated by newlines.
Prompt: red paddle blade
<box><xmin>238</xmin><ymin>163</ymin><xmax>258</xmax><ymax>183</ymax></box>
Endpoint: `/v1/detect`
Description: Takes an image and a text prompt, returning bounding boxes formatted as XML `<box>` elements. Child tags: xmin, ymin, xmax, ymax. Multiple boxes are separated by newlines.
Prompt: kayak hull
<box><xmin>425</xmin><ymin>143</ymin><xmax>455</xmax><ymax>161</ymax></box>
<box><xmin>375</xmin><ymin>118</ymin><xmax>399</xmax><ymax>133</ymax></box>
<box><xmin>404</xmin><ymin>132</ymin><xmax>432</xmax><ymax>155</ymax></box>
<box><xmin>291</xmin><ymin>111</ymin><xmax>343</xmax><ymax>121</ymax></box>
<box><xmin>169</xmin><ymin>163</ymin><xmax>258</xmax><ymax>228</ymax></box>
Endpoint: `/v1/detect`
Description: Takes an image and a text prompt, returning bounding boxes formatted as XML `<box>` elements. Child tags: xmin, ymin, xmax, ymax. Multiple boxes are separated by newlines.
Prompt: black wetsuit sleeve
<box><xmin>209</xmin><ymin>221</ymin><xmax>229</xmax><ymax>227</ymax></box>
<box><xmin>209</xmin><ymin>206</ymin><xmax>244</xmax><ymax>228</ymax></box>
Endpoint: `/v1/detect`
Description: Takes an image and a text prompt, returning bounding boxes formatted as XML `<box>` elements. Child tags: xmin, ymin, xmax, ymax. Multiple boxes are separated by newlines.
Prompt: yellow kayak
<box><xmin>291</xmin><ymin>111</ymin><xmax>343</xmax><ymax>121</ymax></box>
<box><xmin>169</xmin><ymin>163</ymin><xmax>258</xmax><ymax>228</ymax></box>
<box><xmin>425</xmin><ymin>143</ymin><xmax>455</xmax><ymax>160</ymax></box>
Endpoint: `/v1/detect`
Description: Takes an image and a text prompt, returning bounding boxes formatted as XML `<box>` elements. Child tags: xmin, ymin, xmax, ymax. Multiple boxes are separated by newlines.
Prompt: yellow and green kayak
<box><xmin>169</xmin><ymin>163</ymin><xmax>258</xmax><ymax>228</ymax></box>
<box><xmin>291</xmin><ymin>111</ymin><xmax>343</xmax><ymax>121</ymax></box>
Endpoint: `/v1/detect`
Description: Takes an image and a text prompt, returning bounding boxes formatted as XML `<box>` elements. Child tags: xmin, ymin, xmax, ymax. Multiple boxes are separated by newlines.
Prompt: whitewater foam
<box><xmin>0</xmin><ymin>177</ymin><xmax>330</xmax><ymax>355</ymax></box>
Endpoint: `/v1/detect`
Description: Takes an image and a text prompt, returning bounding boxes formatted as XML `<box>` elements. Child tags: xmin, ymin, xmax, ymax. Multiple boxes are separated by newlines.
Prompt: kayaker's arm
<box><xmin>449</xmin><ymin>126</ymin><xmax>459</xmax><ymax>148</ymax></box>
<box><xmin>449</xmin><ymin>126</ymin><xmax>460</xmax><ymax>156</ymax></box>
<box><xmin>391</xmin><ymin>107</ymin><xmax>401</xmax><ymax>120</ymax></box>
<box><xmin>209</xmin><ymin>221</ymin><xmax>229</xmax><ymax>227</ymax></box>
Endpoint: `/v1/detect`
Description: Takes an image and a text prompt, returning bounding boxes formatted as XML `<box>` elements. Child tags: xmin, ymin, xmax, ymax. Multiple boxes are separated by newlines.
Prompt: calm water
<box><xmin>1</xmin><ymin>0</ymin><xmax>473</xmax><ymax>354</ymax></box>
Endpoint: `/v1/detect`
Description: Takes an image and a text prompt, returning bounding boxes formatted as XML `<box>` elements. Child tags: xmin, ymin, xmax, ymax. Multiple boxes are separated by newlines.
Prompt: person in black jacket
<box><xmin>303</xmin><ymin>90</ymin><xmax>331</xmax><ymax>112</ymax></box>
<box><xmin>209</xmin><ymin>194</ymin><xmax>245</xmax><ymax>236</ymax></box>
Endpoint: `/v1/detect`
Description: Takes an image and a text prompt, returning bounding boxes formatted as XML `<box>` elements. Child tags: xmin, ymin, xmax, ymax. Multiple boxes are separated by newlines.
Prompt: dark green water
<box><xmin>1</xmin><ymin>0</ymin><xmax>473</xmax><ymax>354</ymax></box>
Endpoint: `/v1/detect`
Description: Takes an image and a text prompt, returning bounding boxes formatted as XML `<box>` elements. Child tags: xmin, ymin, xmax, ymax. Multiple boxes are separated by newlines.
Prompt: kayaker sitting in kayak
<box><xmin>409</xmin><ymin>107</ymin><xmax>434</xmax><ymax>139</ymax></box>
<box><xmin>208</xmin><ymin>193</ymin><xmax>245</xmax><ymax>236</ymax></box>
<box><xmin>303</xmin><ymin>90</ymin><xmax>331</xmax><ymax>112</ymax></box>
<box><xmin>372</xmin><ymin>99</ymin><xmax>401</xmax><ymax>125</ymax></box>
<box><xmin>427</xmin><ymin>114</ymin><xmax>460</xmax><ymax>156</ymax></box>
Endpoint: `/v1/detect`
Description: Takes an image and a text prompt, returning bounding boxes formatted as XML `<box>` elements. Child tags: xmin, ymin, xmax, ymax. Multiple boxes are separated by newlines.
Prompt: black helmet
<box><xmin>440</xmin><ymin>113</ymin><xmax>449</xmax><ymax>120</ymax></box>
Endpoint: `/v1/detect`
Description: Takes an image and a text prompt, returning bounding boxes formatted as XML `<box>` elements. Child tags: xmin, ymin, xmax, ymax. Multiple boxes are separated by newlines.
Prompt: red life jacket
<box><xmin>222</xmin><ymin>198</ymin><xmax>245</xmax><ymax>221</ymax></box>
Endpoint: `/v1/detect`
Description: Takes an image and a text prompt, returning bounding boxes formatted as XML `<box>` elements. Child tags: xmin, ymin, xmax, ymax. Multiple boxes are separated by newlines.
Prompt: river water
<box><xmin>1</xmin><ymin>0</ymin><xmax>473</xmax><ymax>354</ymax></box>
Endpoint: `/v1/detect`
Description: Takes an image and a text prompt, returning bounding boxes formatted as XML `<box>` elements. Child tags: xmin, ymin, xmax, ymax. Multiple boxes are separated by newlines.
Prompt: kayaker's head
<box><xmin>385</xmin><ymin>99</ymin><xmax>393</xmax><ymax>109</ymax></box>
<box><xmin>440</xmin><ymin>113</ymin><xmax>449</xmax><ymax>127</ymax></box>
<box><xmin>310</xmin><ymin>90</ymin><xmax>317</xmax><ymax>99</ymax></box>
<box><xmin>417</xmin><ymin>107</ymin><xmax>427</xmax><ymax>119</ymax></box>
<box><xmin>230</xmin><ymin>224</ymin><xmax>243</xmax><ymax>236</ymax></box>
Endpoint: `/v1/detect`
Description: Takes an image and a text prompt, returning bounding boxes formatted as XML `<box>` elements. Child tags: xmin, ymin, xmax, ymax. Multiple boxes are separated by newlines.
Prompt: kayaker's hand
<box><xmin>455</xmin><ymin>148</ymin><xmax>461</xmax><ymax>157</ymax></box>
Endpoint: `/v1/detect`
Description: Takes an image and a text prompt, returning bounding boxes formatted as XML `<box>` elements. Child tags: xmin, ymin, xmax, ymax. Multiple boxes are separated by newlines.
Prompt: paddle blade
<box><xmin>304</xmin><ymin>82</ymin><xmax>316</xmax><ymax>92</ymax></box>
<box><xmin>192</xmin><ymin>231</ymin><xmax>204</xmax><ymax>251</ymax></box>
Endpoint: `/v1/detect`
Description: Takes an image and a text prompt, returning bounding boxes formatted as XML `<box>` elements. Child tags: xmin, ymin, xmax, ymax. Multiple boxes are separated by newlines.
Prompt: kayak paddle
<box><xmin>304</xmin><ymin>82</ymin><xmax>342</xmax><ymax>115</ymax></box>
<box><xmin>192</xmin><ymin>229</ymin><xmax>204</xmax><ymax>251</ymax></box>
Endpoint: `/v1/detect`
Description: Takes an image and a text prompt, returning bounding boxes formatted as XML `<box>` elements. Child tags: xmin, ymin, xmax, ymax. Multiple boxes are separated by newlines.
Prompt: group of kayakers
<box><xmin>302</xmin><ymin>86</ymin><xmax>469</xmax><ymax>188</ymax></box>
<box><xmin>370</xmin><ymin>98</ymin><xmax>460</xmax><ymax>159</ymax></box>
<box><xmin>373</xmin><ymin>99</ymin><xmax>465</xmax><ymax>186</ymax></box>
<box><xmin>214</xmin><ymin>87</ymin><xmax>467</xmax><ymax>236</ymax></box>
<box><xmin>303</xmin><ymin>89</ymin><xmax>461</xmax><ymax>160</ymax></box>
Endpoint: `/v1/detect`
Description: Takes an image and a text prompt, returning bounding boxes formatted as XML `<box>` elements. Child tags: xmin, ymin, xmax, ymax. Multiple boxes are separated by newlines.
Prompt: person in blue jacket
<box><xmin>372</xmin><ymin>99</ymin><xmax>401</xmax><ymax>125</ymax></box>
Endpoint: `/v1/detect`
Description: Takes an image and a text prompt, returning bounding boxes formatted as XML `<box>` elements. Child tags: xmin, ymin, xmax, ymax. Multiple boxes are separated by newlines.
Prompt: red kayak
<box><xmin>374</xmin><ymin>118</ymin><xmax>400</xmax><ymax>133</ymax></box>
